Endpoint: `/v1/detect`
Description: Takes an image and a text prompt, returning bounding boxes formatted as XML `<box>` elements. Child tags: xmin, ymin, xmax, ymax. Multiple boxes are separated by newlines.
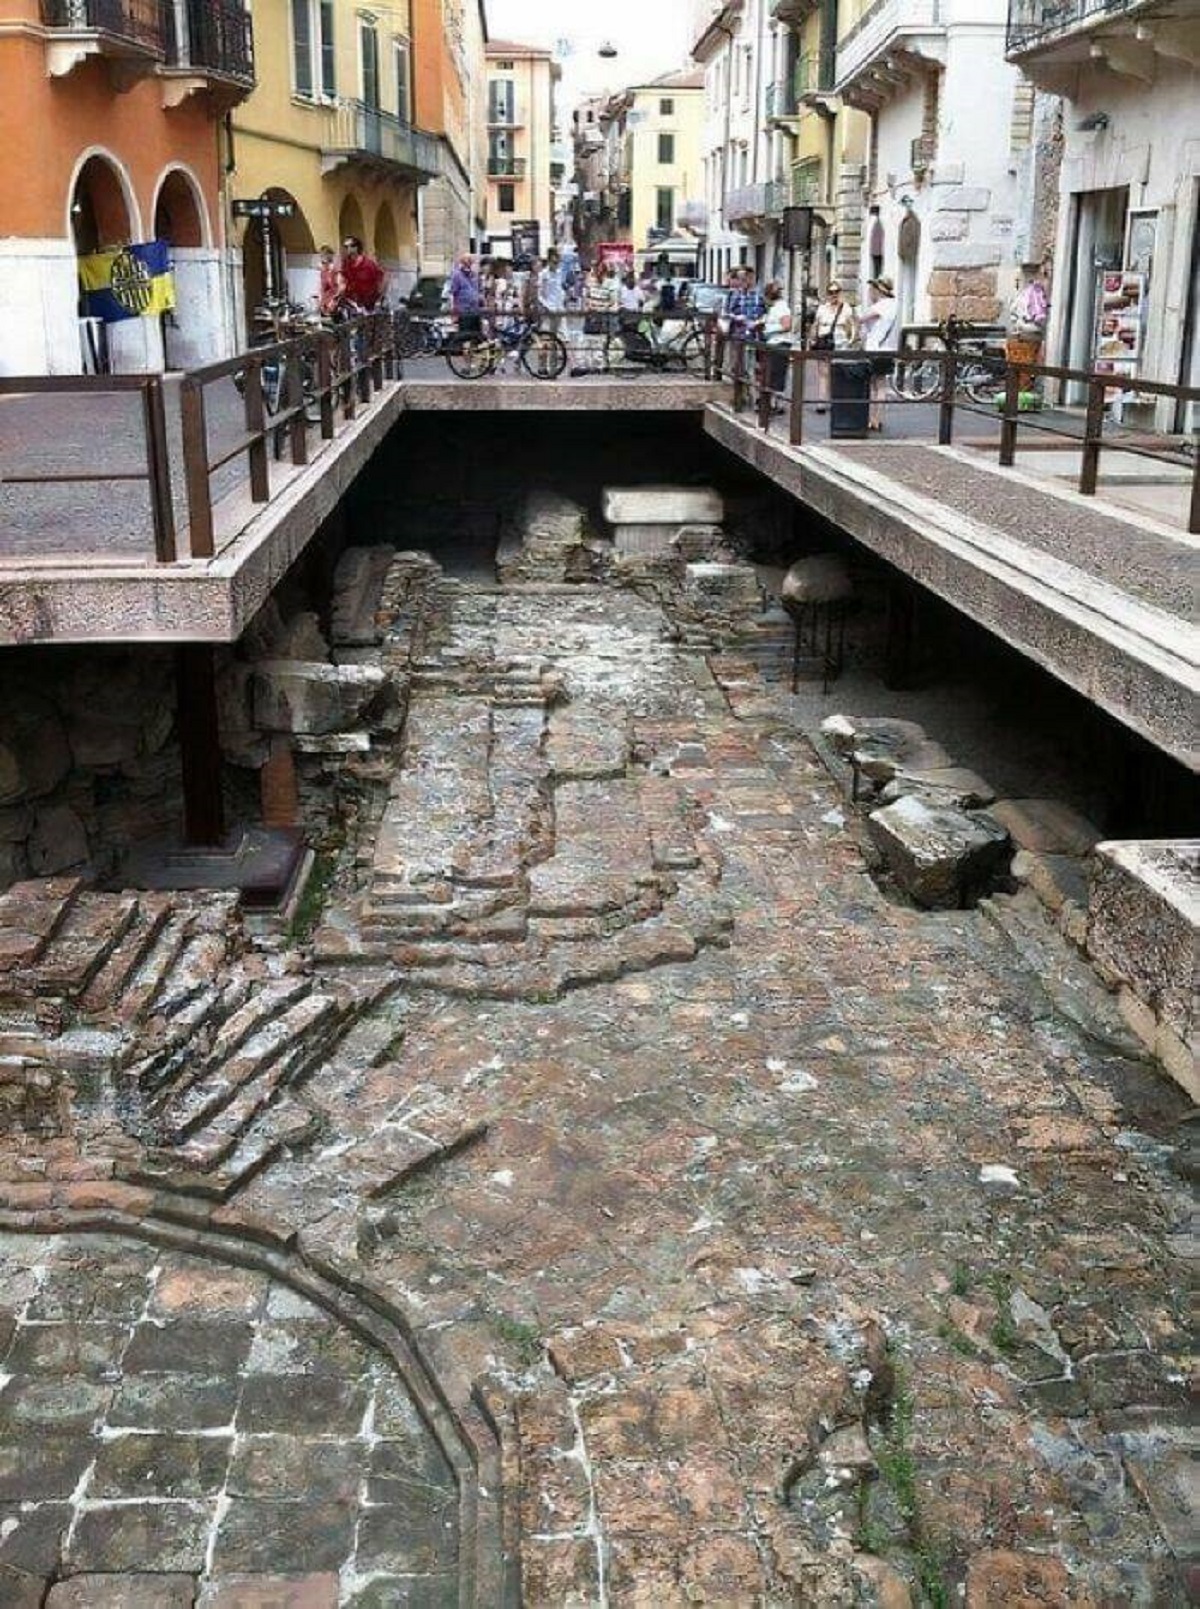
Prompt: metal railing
<box><xmin>718</xmin><ymin>338</ymin><xmax>1200</xmax><ymax>534</ymax></box>
<box><xmin>179</xmin><ymin>311</ymin><xmax>397</xmax><ymax>559</ymax></box>
<box><xmin>725</xmin><ymin>182</ymin><xmax>772</xmax><ymax>223</ymax></box>
<box><xmin>487</xmin><ymin>156</ymin><xmax>527</xmax><ymax>178</ymax></box>
<box><xmin>0</xmin><ymin>375</ymin><xmax>175</xmax><ymax>562</ymax></box>
<box><xmin>166</xmin><ymin>0</ymin><xmax>253</xmax><ymax>80</ymax></box>
<box><xmin>40</xmin><ymin>0</ymin><xmax>167</xmax><ymax>49</ymax></box>
<box><xmin>322</xmin><ymin>100</ymin><xmax>441</xmax><ymax>179</ymax></box>
<box><xmin>1005</xmin><ymin>0</ymin><xmax>1148</xmax><ymax>52</ymax></box>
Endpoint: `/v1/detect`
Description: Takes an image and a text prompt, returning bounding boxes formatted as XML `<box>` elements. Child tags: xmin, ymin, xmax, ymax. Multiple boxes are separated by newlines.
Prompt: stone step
<box><xmin>79</xmin><ymin>892</ymin><xmax>176</xmax><ymax>1015</ymax></box>
<box><xmin>116</xmin><ymin>913</ymin><xmax>198</xmax><ymax>1025</ymax></box>
<box><xmin>639</xmin><ymin>777</ymin><xmax>702</xmax><ymax>872</ymax></box>
<box><xmin>133</xmin><ymin>981</ymin><xmax>236</xmax><ymax>1098</ymax></box>
<box><xmin>205</xmin><ymin>976</ymin><xmax>313</xmax><ymax>1067</ymax></box>
<box><xmin>140</xmin><ymin>1093</ymin><xmax>320</xmax><ymax>1199</ymax></box>
<box><xmin>159</xmin><ymin>990</ymin><xmax>340</xmax><ymax>1143</ymax></box>
<box><xmin>148</xmin><ymin>930</ymin><xmax>234</xmax><ymax>1021</ymax></box>
<box><xmin>0</xmin><ymin>876</ymin><xmax>87</xmax><ymax>975</ymax></box>
<box><xmin>30</xmin><ymin>893</ymin><xmax>141</xmax><ymax>997</ymax></box>
<box><xmin>979</xmin><ymin>889</ymin><xmax>1146</xmax><ymax>1059</ymax></box>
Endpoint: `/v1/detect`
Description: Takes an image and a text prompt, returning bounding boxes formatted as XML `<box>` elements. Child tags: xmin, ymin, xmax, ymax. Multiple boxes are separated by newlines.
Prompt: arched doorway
<box><xmin>153</xmin><ymin>167</ymin><xmax>212</xmax><ymax>369</ymax></box>
<box><xmin>338</xmin><ymin>194</ymin><xmax>367</xmax><ymax>250</ymax></box>
<box><xmin>241</xmin><ymin>188</ymin><xmax>316</xmax><ymax>325</ymax></box>
<box><xmin>375</xmin><ymin>200</ymin><xmax>398</xmax><ymax>267</ymax></box>
<box><xmin>70</xmin><ymin>152</ymin><xmax>142</xmax><ymax>373</ymax></box>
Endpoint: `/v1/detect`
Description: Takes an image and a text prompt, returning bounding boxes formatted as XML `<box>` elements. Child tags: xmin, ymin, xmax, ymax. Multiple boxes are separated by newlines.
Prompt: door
<box><xmin>1062</xmin><ymin>186</ymin><xmax>1128</xmax><ymax>403</ymax></box>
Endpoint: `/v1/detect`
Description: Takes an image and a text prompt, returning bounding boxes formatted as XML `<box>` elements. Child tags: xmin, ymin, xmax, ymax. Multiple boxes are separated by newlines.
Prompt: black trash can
<box><xmin>830</xmin><ymin>357</ymin><xmax>871</xmax><ymax>439</ymax></box>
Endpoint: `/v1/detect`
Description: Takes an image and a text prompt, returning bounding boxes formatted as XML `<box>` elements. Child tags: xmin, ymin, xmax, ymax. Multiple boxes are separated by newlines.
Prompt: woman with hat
<box><xmin>810</xmin><ymin>280</ymin><xmax>857</xmax><ymax>414</ymax></box>
<box><xmin>859</xmin><ymin>274</ymin><xmax>899</xmax><ymax>431</ymax></box>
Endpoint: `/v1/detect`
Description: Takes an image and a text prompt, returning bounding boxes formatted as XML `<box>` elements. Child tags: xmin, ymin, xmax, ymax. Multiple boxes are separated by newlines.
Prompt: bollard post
<box><xmin>1079</xmin><ymin>374</ymin><xmax>1106</xmax><ymax>496</ymax></box>
<box><xmin>180</xmin><ymin>378</ymin><xmax>213</xmax><ymax>559</ymax></box>
<box><xmin>938</xmin><ymin>349</ymin><xmax>955</xmax><ymax>446</ymax></box>
<box><xmin>789</xmin><ymin>347</ymin><xmax>806</xmax><ymax>446</ymax></box>
<box><xmin>999</xmin><ymin>363</ymin><xmax>1020</xmax><ymax>468</ymax></box>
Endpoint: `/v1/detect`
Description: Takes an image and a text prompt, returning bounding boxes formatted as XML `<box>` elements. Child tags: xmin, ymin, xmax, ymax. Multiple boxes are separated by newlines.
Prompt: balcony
<box><xmin>487</xmin><ymin>156</ymin><xmax>527</xmax><ymax>178</ymax></box>
<box><xmin>40</xmin><ymin>0</ymin><xmax>167</xmax><ymax>81</ymax></box>
<box><xmin>725</xmin><ymin>181</ymin><xmax>775</xmax><ymax>225</ymax></box>
<box><xmin>161</xmin><ymin>0</ymin><xmax>254</xmax><ymax>106</ymax></box>
<box><xmin>1005</xmin><ymin>0</ymin><xmax>1171</xmax><ymax>59</ymax></box>
<box><xmin>772</xmin><ymin>0</ymin><xmax>820</xmax><ymax>20</ymax></box>
<box><xmin>488</xmin><ymin>106</ymin><xmax>524</xmax><ymax>128</ymax></box>
<box><xmin>320</xmin><ymin>101</ymin><xmax>441</xmax><ymax>183</ymax></box>
<box><xmin>835</xmin><ymin>0</ymin><xmax>946</xmax><ymax>105</ymax></box>
<box><xmin>678</xmin><ymin>199</ymin><xmax>709</xmax><ymax>231</ymax></box>
<box><xmin>765</xmin><ymin>77</ymin><xmax>800</xmax><ymax>121</ymax></box>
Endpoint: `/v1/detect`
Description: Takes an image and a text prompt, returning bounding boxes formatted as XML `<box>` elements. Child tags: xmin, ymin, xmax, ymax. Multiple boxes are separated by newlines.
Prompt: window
<box><xmin>660</xmin><ymin>97</ymin><xmax>674</xmax><ymax>115</ymax></box>
<box><xmin>497</xmin><ymin>58</ymin><xmax>514</xmax><ymax>69</ymax></box>
<box><xmin>291</xmin><ymin>0</ymin><xmax>313</xmax><ymax>96</ymax></box>
<box><xmin>319</xmin><ymin>0</ymin><xmax>334</xmax><ymax>96</ymax></box>
<box><xmin>656</xmin><ymin>187</ymin><xmax>674</xmax><ymax>233</ymax></box>
<box><xmin>360</xmin><ymin>17</ymin><xmax>380</xmax><ymax>108</ymax></box>
<box><xmin>489</xmin><ymin>78</ymin><xmax>515</xmax><ymax>123</ymax></box>
<box><xmin>394</xmin><ymin>37</ymin><xmax>410</xmax><ymax>122</ymax></box>
<box><xmin>498</xmin><ymin>183</ymin><xmax>515</xmax><ymax>213</ymax></box>
<box><xmin>658</xmin><ymin>133</ymin><xmax>675</xmax><ymax>165</ymax></box>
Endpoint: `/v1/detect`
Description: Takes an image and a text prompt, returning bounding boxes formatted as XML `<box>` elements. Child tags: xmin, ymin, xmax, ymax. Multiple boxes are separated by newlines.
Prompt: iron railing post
<box><xmin>999</xmin><ymin>362</ymin><xmax>1020</xmax><ymax>468</ymax></box>
<box><xmin>141</xmin><ymin>374</ymin><xmax>176</xmax><ymax>562</ymax></box>
<box><xmin>938</xmin><ymin>349</ymin><xmax>955</xmax><ymax>446</ymax></box>
<box><xmin>757</xmin><ymin>344</ymin><xmax>772</xmax><ymax>430</ymax></box>
<box><xmin>318</xmin><ymin>334</ymin><xmax>335</xmax><ymax>439</ymax></box>
<box><xmin>1079</xmin><ymin>374</ymin><xmax>1106</xmax><ymax>496</ymax></box>
<box><xmin>243</xmin><ymin>358</ymin><xmax>270</xmax><ymax>503</ymax></box>
<box><xmin>286</xmin><ymin>338</ymin><xmax>307</xmax><ymax>467</ymax></box>
<box><xmin>732</xmin><ymin>338</ymin><xmax>747</xmax><ymax>412</ymax></box>
<box><xmin>180</xmin><ymin>377</ymin><xmax>213</xmax><ymax>559</ymax></box>
<box><xmin>789</xmin><ymin>347</ymin><xmax>806</xmax><ymax>445</ymax></box>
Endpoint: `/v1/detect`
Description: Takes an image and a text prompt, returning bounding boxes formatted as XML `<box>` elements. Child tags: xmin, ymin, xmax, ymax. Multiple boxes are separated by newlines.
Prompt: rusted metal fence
<box><xmin>721</xmin><ymin>339</ymin><xmax>1200</xmax><ymax>535</ymax></box>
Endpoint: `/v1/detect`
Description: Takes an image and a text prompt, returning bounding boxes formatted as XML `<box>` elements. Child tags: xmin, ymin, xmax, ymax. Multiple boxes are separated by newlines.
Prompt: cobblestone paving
<box><xmin>1</xmin><ymin>581</ymin><xmax>1194</xmax><ymax>1605</ymax></box>
<box><xmin>0</xmin><ymin>1234</ymin><xmax>458</xmax><ymax>1606</ymax></box>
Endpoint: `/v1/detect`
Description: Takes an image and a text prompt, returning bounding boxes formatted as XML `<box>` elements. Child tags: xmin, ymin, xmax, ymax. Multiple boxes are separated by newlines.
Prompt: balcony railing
<box><xmin>765</xmin><ymin>77</ymin><xmax>800</xmax><ymax>119</ymax></box>
<box><xmin>322</xmin><ymin>100</ymin><xmax>441</xmax><ymax>180</ymax></box>
<box><xmin>1005</xmin><ymin>0</ymin><xmax>1150</xmax><ymax>53</ymax></box>
<box><xmin>166</xmin><ymin>0</ymin><xmax>253</xmax><ymax>81</ymax></box>
<box><xmin>488</xmin><ymin>156</ymin><xmax>527</xmax><ymax>178</ymax></box>
<box><xmin>725</xmin><ymin>182</ymin><xmax>771</xmax><ymax>223</ymax></box>
<box><xmin>40</xmin><ymin>0</ymin><xmax>167</xmax><ymax>50</ymax></box>
<box><xmin>835</xmin><ymin>0</ymin><xmax>941</xmax><ymax>91</ymax></box>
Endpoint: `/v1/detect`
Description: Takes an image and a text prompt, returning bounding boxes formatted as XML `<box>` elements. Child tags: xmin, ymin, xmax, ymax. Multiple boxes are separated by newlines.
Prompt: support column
<box><xmin>176</xmin><ymin>645</ymin><xmax>225</xmax><ymax>847</ymax></box>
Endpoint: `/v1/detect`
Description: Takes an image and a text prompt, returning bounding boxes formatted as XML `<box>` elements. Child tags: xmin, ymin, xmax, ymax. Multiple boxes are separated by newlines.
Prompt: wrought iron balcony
<box><xmin>1005</xmin><ymin>0</ymin><xmax>1157</xmax><ymax>54</ymax></box>
<box><xmin>321</xmin><ymin>100</ymin><xmax>441</xmax><ymax>182</ymax></box>
<box><xmin>166</xmin><ymin>0</ymin><xmax>253</xmax><ymax>84</ymax></box>
<box><xmin>40</xmin><ymin>0</ymin><xmax>167</xmax><ymax>61</ymax></box>
<box><xmin>488</xmin><ymin>156</ymin><xmax>527</xmax><ymax>178</ymax></box>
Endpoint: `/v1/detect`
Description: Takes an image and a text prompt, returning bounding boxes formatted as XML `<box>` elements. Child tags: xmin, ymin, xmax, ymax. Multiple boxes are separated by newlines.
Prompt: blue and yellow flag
<box><xmin>78</xmin><ymin>241</ymin><xmax>176</xmax><ymax>322</ymax></box>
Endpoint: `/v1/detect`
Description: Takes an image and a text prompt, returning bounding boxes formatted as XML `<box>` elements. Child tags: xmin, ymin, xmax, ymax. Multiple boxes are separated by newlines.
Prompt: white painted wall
<box><xmin>0</xmin><ymin>240</ymin><xmax>80</xmax><ymax>375</ymax></box>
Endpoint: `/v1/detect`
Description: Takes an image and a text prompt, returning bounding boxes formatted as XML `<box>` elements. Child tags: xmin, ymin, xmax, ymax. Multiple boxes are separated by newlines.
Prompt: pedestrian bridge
<box><xmin>0</xmin><ymin>343</ymin><xmax>1195</xmax><ymax>773</ymax></box>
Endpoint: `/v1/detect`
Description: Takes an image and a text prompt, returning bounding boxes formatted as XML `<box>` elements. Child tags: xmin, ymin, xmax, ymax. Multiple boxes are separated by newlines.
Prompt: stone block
<box><xmin>251</xmin><ymin>662</ymin><xmax>386</xmax><ymax>736</ymax></box>
<box><xmin>988</xmin><ymin>798</ymin><xmax>1100</xmax><ymax>856</ymax></box>
<box><xmin>932</xmin><ymin>241</ymin><xmax>1003</xmax><ymax>270</ymax></box>
<box><xmin>26</xmin><ymin>805</ymin><xmax>88</xmax><ymax>877</ymax></box>
<box><xmin>781</xmin><ymin>555</ymin><xmax>853</xmax><ymax>607</ymax></box>
<box><xmin>0</xmin><ymin>701</ymin><xmax>71</xmax><ymax>804</ymax></box>
<box><xmin>868</xmin><ymin>797</ymin><xmax>1010</xmax><ymax>908</ymax></box>
<box><xmin>879</xmin><ymin>765</ymin><xmax>995</xmax><ymax>810</ymax></box>
<box><xmin>930</xmin><ymin>212</ymin><xmax>969</xmax><ymax>241</ymax></box>
<box><xmin>48</xmin><ymin>1576</ymin><xmax>197</xmax><ymax>1608</ymax></box>
<box><xmin>938</xmin><ymin>186</ymin><xmax>991</xmax><ymax>211</ymax></box>
<box><xmin>930</xmin><ymin>161</ymin><xmax>965</xmax><ymax>185</ymax></box>
<box><xmin>603</xmin><ymin>485</ymin><xmax>724</xmax><ymax>527</ymax></box>
<box><xmin>273</xmin><ymin>611</ymin><xmax>330</xmax><ymax>663</ymax></box>
<box><xmin>926</xmin><ymin>269</ymin><xmax>998</xmax><ymax>300</ymax></box>
<box><xmin>1087</xmin><ymin>840</ymin><xmax>1198</xmax><ymax>1043</ymax></box>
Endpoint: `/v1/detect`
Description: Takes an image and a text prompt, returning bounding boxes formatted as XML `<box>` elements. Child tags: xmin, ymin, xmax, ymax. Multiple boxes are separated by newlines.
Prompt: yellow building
<box><xmin>230</xmin><ymin>0</ymin><xmax>437</xmax><ymax>318</ymax></box>
<box><xmin>618</xmin><ymin>70</ymin><xmax>706</xmax><ymax>255</ymax></box>
<box><xmin>483</xmin><ymin>39</ymin><xmax>558</xmax><ymax>258</ymax></box>
<box><xmin>770</xmin><ymin>0</ymin><xmax>869</xmax><ymax>290</ymax></box>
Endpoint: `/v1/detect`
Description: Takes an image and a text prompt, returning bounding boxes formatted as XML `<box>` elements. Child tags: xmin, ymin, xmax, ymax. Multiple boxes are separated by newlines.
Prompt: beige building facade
<box><xmin>483</xmin><ymin>40</ymin><xmax>559</xmax><ymax>258</ymax></box>
<box><xmin>621</xmin><ymin>71</ymin><xmax>706</xmax><ymax>253</ymax></box>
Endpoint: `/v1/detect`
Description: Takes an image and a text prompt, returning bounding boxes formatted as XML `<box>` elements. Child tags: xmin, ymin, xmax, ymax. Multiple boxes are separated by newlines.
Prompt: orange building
<box><xmin>410</xmin><ymin>0</ymin><xmax>488</xmax><ymax>275</ymax></box>
<box><xmin>0</xmin><ymin>0</ymin><xmax>254</xmax><ymax>375</ymax></box>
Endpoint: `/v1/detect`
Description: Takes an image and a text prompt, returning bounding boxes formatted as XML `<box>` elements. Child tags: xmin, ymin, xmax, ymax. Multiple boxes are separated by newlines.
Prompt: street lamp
<box><xmin>598</xmin><ymin>40</ymin><xmax>617</xmax><ymax>57</ymax></box>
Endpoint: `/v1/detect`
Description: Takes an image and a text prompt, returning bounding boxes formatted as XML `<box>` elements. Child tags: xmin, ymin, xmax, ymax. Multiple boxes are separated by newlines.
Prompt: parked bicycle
<box><xmin>443</xmin><ymin>315</ymin><xmax>568</xmax><ymax>381</ymax></box>
<box><xmin>234</xmin><ymin>300</ymin><xmax>325</xmax><ymax>436</ymax></box>
<box><xmin>394</xmin><ymin>309</ymin><xmax>453</xmax><ymax>359</ymax></box>
<box><xmin>603</xmin><ymin>312</ymin><xmax>708</xmax><ymax>375</ymax></box>
<box><xmin>890</xmin><ymin>317</ymin><xmax>1005</xmax><ymax>406</ymax></box>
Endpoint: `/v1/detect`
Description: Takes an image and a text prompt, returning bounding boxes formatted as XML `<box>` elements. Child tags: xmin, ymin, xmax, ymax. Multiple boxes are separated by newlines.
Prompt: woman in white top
<box><xmin>859</xmin><ymin>275</ymin><xmax>899</xmax><ymax>431</ymax></box>
<box><xmin>811</xmin><ymin>282</ymin><xmax>857</xmax><ymax>412</ymax></box>
<box><xmin>762</xmin><ymin>280</ymin><xmax>793</xmax><ymax>407</ymax></box>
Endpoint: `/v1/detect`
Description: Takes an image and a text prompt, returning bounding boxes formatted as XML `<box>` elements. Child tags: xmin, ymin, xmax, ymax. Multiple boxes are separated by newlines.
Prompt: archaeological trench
<box><xmin>0</xmin><ymin>413</ymin><xmax>1195</xmax><ymax>1606</ymax></box>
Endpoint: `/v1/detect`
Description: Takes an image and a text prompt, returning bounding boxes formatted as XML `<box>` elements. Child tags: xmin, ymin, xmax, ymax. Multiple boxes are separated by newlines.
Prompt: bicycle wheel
<box><xmin>890</xmin><ymin>357</ymin><xmax>939</xmax><ymax>401</ymax></box>
<box><xmin>445</xmin><ymin>336</ymin><xmax>494</xmax><ymax>380</ymax></box>
<box><xmin>395</xmin><ymin>317</ymin><xmax>424</xmax><ymax>360</ymax></box>
<box><xmin>678</xmin><ymin>331</ymin><xmax>708</xmax><ymax>374</ymax></box>
<box><xmin>962</xmin><ymin>360</ymin><xmax>1001</xmax><ymax>406</ymax></box>
<box><xmin>519</xmin><ymin>330</ymin><xmax>568</xmax><ymax>380</ymax></box>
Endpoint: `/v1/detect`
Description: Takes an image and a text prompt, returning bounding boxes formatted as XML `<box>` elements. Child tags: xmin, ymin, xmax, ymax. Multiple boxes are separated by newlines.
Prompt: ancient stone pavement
<box><xmin>0</xmin><ymin>576</ymin><xmax>1194</xmax><ymax>1606</ymax></box>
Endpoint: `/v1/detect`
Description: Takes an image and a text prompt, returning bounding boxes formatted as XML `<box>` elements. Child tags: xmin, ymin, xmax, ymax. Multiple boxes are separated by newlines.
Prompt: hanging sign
<box><xmin>231</xmin><ymin>198</ymin><xmax>297</xmax><ymax>219</ymax></box>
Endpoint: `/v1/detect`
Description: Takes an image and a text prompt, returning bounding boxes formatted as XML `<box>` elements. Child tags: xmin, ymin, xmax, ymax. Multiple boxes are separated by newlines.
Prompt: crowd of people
<box><xmin>316</xmin><ymin>236</ymin><xmax>387</xmax><ymax>319</ymax></box>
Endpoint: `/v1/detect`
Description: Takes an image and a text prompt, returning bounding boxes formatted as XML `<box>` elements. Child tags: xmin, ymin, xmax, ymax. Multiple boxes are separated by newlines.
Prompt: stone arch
<box><xmin>375</xmin><ymin>199</ymin><xmax>399</xmax><ymax>264</ymax></box>
<box><xmin>241</xmin><ymin>187</ymin><xmax>316</xmax><ymax>316</ymax></box>
<box><xmin>152</xmin><ymin>164</ymin><xmax>210</xmax><ymax>248</ymax></box>
<box><xmin>67</xmin><ymin>148</ymin><xmax>140</xmax><ymax>254</ymax></box>
<box><xmin>338</xmin><ymin>192</ymin><xmax>367</xmax><ymax>249</ymax></box>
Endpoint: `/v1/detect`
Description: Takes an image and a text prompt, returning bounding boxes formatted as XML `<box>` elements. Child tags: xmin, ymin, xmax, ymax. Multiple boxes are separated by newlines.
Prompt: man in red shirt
<box><xmin>339</xmin><ymin>236</ymin><xmax>385</xmax><ymax>311</ymax></box>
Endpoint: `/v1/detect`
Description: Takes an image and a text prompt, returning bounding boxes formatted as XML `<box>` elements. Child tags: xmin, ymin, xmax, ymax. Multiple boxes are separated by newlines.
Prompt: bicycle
<box><xmin>603</xmin><ymin>311</ymin><xmax>708</xmax><ymax>375</ymax></box>
<box><xmin>443</xmin><ymin>314</ymin><xmax>568</xmax><ymax>381</ymax></box>
<box><xmin>234</xmin><ymin>301</ymin><xmax>324</xmax><ymax>452</ymax></box>
<box><xmin>395</xmin><ymin>308</ymin><xmax>452</xmax><ymax>359</ymax></box>
<box><xmin>890</xmin><ymin>319</ymin><xmax>1005</xmax><ymax>406</ymax></box>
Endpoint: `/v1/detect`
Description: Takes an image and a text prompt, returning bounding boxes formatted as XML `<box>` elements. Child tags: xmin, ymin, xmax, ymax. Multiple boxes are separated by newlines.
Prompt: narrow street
<box><xmin>0</xmin><ymin>570</ymin><xmax>1190</xmax><ymax>1605</ymax></box>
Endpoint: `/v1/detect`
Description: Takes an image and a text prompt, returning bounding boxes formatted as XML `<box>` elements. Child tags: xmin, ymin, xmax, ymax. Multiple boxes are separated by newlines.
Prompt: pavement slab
<box><xmin>0</xmin><ymin>583</ymin><xmax>1194</xmax><ymax>1603</ymax></box>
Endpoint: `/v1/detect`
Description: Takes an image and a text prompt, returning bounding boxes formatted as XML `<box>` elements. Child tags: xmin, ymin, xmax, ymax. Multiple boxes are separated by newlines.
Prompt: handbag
<box><xmin>812</xmin><ymin>333</ymin><xmax>834</xmax><ymax>351</ymax></box>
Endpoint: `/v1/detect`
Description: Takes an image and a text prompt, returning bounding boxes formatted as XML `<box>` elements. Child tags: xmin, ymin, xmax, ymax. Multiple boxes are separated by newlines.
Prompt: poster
<box><xmin>1091</xmin><ymin>269</ymin><xmax>1145</xmax><ymax>382</ymax></box>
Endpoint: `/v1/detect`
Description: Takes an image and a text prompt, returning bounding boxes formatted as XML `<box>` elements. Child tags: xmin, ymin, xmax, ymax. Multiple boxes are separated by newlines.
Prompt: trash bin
<box><xmin>830</xmin><ymin>357</ymin><xmax>871</xmax><ymax>439</ymax></box>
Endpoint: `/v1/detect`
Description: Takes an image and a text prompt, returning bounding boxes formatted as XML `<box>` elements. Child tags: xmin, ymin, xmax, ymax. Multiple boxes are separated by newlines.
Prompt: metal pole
<box><xmin>999</xmin><ymin>362</ymin><xmax>1020</xmax><ymax>468</ymax></box>
<box><xmin>789</xmin><ymin>346</ymin><xmax>805</xmax><ymax>445</ymax></box>
<box><xmin>938</xmin><ymin>349</ymin><xmax>955</xmax><ymax>446</ymax></box>
<box><xmin>180</xmin><ymin>379</ymin><xmax>214</xmax><ymax>559</ymax></box>
<box><xmin>1079</xmin><ymin>374</ymin><xmax>1105</xmax><ymax>496</ymax></box>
